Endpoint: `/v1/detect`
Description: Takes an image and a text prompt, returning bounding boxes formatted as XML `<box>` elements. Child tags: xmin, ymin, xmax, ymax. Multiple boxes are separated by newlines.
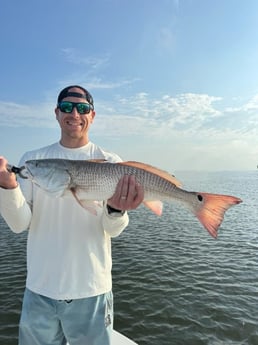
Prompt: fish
<box><xmin>24</xmin><ymin>158</ymin><xmax>242</xmax><ymax>238</ymax></box>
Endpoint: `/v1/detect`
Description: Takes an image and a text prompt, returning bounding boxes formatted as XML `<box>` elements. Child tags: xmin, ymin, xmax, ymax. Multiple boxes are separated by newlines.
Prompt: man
<box><xmin>0</xmin><ymin>85</ymin><xmax>144</xmax><ymax>345</ymax></box>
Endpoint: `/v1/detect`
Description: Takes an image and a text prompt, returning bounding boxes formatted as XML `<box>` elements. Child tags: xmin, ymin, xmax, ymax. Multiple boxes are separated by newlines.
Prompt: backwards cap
<box><xmin>57</xmin><ymin>85</ymin><xmax>94</xmax><ymax>108</ymax></box>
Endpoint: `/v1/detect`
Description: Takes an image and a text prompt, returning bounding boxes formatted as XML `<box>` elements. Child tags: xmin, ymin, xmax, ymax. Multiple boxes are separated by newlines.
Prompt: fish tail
<box><xmin>194</xmin><ymin>192</ymin><xmax>242</xmax><ymax>238</ymax></box>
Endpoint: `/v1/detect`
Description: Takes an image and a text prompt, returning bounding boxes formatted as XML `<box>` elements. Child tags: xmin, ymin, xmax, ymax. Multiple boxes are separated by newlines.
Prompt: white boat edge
<box><xmin>113</xmin><ymin>330</ymin><xmax>138</xmax><ymax>344</ymax></box>
<box><xmin>67</xmin><ymin>329</ymin><xmax>138</xmax><ymax>345</ymax></box>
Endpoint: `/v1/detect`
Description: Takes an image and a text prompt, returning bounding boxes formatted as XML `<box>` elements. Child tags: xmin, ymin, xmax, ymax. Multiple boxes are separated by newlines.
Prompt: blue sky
<box><xmin>1</xmin><ymin>0</ymin><xmax>258</xmax><ymax>171</ymax></box>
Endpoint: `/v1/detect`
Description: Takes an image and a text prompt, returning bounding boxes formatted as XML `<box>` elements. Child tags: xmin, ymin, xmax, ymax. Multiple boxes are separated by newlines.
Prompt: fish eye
<box><xmin>197</xmin><ymin>194</ymin><xmax>203</xmax><ymax>202</ymax></box>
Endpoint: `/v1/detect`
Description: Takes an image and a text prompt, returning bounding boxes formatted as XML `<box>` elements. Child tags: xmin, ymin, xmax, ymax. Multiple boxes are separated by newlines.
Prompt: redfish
<box><xmin>24</xmin><ymin>159</ymin><xmax>242</xmax><ymax>238</ymax></box>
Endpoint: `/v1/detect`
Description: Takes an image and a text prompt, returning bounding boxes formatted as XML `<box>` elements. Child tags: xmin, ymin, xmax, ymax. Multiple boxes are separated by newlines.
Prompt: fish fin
<box><xmin>194</xmin><ymin>193</ymin><xmax>242</xmax><ymax>238</ymax></box>
<box><xmin>118</xmin><ymin>161</ymin><xmax>182</xmax><ymax>188</ymax></box>
<box><xmin>143</xmin><ymin>200</ymin><xmax>163</xmax><ymax>216</ymax></box>
<box><xmin>70</xmin><ymin>188</ymin><xmax>98</xmax><ymax>215</ymax></box>
<box><xmin>79</xmin><ymin>200</ymin><xmax>99</xmax><ymax>215</ymax></box>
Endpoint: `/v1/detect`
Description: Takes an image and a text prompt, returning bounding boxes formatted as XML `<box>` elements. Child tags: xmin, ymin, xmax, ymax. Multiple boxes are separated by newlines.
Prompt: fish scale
<box><xmin>67</xmin><ymin>160</ymin><xmax>178</xmax><ymax>201</ymax></box>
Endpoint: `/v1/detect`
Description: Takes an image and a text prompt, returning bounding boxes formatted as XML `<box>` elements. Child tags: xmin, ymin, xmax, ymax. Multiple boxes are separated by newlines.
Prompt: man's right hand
<box><xmin>0</xmin><ymin>156</ymin><xmax>18</xmax><ymax>189</ymax></box>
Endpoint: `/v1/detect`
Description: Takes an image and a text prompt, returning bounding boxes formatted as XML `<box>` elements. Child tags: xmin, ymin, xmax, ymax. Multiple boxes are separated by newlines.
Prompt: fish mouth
<box><xmin>24</xmin><ymin>163</ymin><xmax>34</xmax><ymax>178</ymax></box>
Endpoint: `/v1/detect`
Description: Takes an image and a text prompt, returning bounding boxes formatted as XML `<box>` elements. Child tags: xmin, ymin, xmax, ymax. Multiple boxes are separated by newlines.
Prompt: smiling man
<box><xmin>55</xmin><ymin>86</ymin><xmax>96</xmax><ymax>147</ymax></box>
<box><xmin>0</xmin><ymin>85</ymin><xmax>144</xmax><ymax>345</ymax></box>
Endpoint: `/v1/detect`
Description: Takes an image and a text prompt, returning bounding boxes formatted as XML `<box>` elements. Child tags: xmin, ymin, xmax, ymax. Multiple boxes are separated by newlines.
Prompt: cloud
<box><xmin>1</xmin><ymin>91</ymin><xmax>257</xmax><ymax>170</ymax></box>
<box><xmin>62</xmin><ymin>48</ymin><xmax>109</xmax><ymax>69</ymax></box>
<box><xmin>94</xmin><ymin>92</ymin><xmax>223</xmax><ymax>136</ymax></box>
<box><xmin>0</xmin><ymin>101</ymin><xmax>55</xmax><ymax>128</ymax></box>
<box><xmin>83</xmin><ymin>77</ymin><xmax>140</xmax><ymax>90</ymax></box>
<box><xmin>1</xmin><ymin>92</ymin><xmax>257</xmax><ymax>142</ymax></box>
<box><xmin>91</xmin><ymin>92</ymin><xmax>258</xmax><ymax>170</ymax></box>
<box><xmin>241</xmin><ymin>94</ymin><xmax>258</xmax><ymax>112</ymax></box>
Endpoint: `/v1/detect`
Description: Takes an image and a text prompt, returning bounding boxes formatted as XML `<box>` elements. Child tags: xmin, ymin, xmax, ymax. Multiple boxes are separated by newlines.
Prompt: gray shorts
<box><xmin>19</xmin><ymin>288</ymin><xmax>113</xmax><ymax>345</ymax></box>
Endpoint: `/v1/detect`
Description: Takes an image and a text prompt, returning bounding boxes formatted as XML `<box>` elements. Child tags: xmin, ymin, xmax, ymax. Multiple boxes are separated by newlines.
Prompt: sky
<box><xmin>1</xmin><ymin>0</ymin><xmax>258</xmax><ymax>171</ymax></box>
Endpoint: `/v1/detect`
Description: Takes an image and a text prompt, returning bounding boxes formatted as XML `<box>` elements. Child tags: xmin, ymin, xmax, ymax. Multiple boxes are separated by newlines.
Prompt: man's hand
<box><xmin>107</xmin><ymin>175</ymin><xmax>144</xmax><ymax>211</ymax></box>
<box><xmin>0</xmin><ymin>156</ymin><xmax>18</xmax><ymax>189</ymax></box>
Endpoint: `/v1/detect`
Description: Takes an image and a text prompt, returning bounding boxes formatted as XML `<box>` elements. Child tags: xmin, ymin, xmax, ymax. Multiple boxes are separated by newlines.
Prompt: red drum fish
<box><xmin>23</xmin><ymin>159</ymin><xmax>242</xmax><ymax>238</ymax></box>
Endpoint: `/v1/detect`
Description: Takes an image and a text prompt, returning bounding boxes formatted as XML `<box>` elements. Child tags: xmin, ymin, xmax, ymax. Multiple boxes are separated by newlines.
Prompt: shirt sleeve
<box><xmin>0</xmin><ymin>152</ymin><xmax>33</xmax><ymax>233</ymax></box>
<box><xmin>101</xmin><ymin>201</ymin><xmax>129</xmax><ymax>238</ymax></box>
<box><xmin>0</xmin><ymin>185</ymin><xmax>32</xmax><ymax>233</ymax></box>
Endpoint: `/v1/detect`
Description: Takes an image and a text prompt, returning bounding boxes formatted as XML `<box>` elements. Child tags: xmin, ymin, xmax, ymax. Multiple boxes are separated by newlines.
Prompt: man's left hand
<box><xmin>107</xmin><ymin>175</ymin><xmax>144</xmax><ymax>211</ymax></box>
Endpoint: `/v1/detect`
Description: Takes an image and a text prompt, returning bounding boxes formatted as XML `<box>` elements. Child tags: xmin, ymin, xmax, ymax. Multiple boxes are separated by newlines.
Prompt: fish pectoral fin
<box><xmin>143</xmin><ymin>200</ymin><xmax>163</xmax><ymax>216</ymax></box>
<box><xmin>118</xmin><ymin>161</ymin><xmax>182</xmax><ymax>188</ymax></box>
<box><xmin>70</xmin><ymin>188</ymin><xmax>98</xmax><ymax>215</ymax></box>
<box><xmin>78</xmin><ymin>200</ymin><xmax>99</xmax><ymax>215</ymax></box>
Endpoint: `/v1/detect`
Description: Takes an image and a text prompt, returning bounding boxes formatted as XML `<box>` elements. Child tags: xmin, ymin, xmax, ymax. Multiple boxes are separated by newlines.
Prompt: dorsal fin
<box><xmin>117</xmin><ymin>161</ymin><xmax>182</xmax><ymax>187</ymax></box>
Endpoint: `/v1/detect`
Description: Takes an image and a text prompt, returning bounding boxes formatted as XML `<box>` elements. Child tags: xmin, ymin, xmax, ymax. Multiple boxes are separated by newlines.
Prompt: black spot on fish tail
<box><xmin>197</xmin><ymin>194</ymin><xmax>203</xmax><ymax>202</ymax></box>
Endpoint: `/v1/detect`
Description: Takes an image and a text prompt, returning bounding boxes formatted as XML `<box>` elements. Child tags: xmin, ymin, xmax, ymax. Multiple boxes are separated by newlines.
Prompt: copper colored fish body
<box><xmin>24</xmin><ymin>159</ymin><xmax>242</xmax><ymax>238</ymax></box>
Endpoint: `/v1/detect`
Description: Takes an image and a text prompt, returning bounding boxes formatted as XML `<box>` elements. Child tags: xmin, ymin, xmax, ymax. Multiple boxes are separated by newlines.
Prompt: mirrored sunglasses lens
<box><xmin>59</xmin><ymin>102</ymin><xmax>73</xmax><ymax>113</ymax></box>
<box><xmin>76</xmin><ymin>103</ymin><xmax>90</xmax><ymax>114</ymax></box>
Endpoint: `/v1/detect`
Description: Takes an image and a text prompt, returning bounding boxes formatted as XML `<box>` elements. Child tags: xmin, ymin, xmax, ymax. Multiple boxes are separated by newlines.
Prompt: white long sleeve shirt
<box><xmin>0</xmin><ymin>142</ymin><xmax>129</xmax><ymax>300</ymax></box>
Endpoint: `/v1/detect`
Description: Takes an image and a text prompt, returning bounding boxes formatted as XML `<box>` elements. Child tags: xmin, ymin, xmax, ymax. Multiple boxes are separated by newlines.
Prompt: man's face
<box><xmin>55</xmin><ymin>87</ymin><xmax>95</xmax><ymax>143</ymax></box>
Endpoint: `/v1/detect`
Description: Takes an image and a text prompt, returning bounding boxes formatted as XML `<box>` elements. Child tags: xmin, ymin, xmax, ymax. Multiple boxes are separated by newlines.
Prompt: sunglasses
<box><xmin>58</xmin><ymin>101</ymin><xmax>93</xmax><ymax>115</ymax></box>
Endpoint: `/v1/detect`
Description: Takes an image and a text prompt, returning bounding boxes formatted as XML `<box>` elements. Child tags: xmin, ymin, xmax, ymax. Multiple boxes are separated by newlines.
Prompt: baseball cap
<box><xmin>57</xmin><ymin>85</ymin><xmax>94</xmax><ymax>108</ymax></box>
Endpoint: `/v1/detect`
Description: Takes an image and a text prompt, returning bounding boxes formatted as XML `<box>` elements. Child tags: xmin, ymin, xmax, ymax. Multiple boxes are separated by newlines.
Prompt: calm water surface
<box><xmin>0</xmin><ymin>171</ymin><xmax>258</xmax><ymax>344</ymax></box>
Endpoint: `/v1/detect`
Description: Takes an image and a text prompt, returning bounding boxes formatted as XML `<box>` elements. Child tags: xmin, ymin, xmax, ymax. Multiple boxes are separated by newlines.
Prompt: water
<box><xmin>1</xmin><ymin>171</ymin><xmax>258</xmax><ymax>344</ymax></box>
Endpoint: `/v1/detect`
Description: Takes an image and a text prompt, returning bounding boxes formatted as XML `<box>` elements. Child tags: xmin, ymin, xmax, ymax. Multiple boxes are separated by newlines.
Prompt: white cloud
<box><xmin>85</xmin><ymin>77</ymin><xmax>140</xmax><ymax>90</ymax></box>
<box><xmin>94</xmin><ymin>92</ymin><xmax>224</xmax><ymax>136</ymax></box>
<box><xmin>1</xmin><ymin>91</ymin><xmax>257</xmax><ymax>170</ymax></box>
<box><xmin>0</xmin><ymin>101</ymin><xmax>55</xmax><ymax>128</ymax></box>
<box><xmin>0</xmin><ymin>92</ymin><xmax>256</xmax><ymax>139</ymax></box>
<box><xmin>62</xmin><ymin>48</ymin><xmax>109</xmax><ymax>69</ymax></box>
<box><xmin>242</xmin><ymin>94</ymin><xmax>258</xmax><ymax>111</ymax></box>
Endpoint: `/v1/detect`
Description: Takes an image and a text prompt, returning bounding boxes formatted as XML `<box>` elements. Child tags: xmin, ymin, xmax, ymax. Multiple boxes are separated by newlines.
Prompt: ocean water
<box><xmin>0</xmin><ymin>171</ymin><xmax>258</xmax><ymax>344</ymax></box>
